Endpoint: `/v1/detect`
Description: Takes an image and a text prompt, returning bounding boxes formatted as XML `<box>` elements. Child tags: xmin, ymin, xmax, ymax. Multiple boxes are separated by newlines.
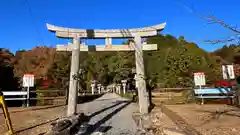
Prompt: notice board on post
<box><xmin>23</xmin><ymin>74</ymin><xmax>34</xmax><ymax>87</ymax></box>
<box><xmin>222</xmin><ymin>65</ymin><xmax>235</xmax><ymax>80</ymax></box>
<box><xmin>194</xmin><ymin>72</ymin><xmax>206</xmax><ymax>86</ymax></box>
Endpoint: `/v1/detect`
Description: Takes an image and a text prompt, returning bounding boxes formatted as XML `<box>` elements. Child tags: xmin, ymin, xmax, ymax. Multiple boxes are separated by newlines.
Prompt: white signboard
<box><xmin>222</xmin><ymin>65</ymin><xmax>235</xmax><ymax>79</ymax></box>
<box><xmin>23</xmin><ymin>74</ymin><xmax>34</xmax><ymax>87</ymax></box>
<box><xmin>194</xmin><ymin>72</ymin><xmax>206</xmax><ymax>86</ymax></box>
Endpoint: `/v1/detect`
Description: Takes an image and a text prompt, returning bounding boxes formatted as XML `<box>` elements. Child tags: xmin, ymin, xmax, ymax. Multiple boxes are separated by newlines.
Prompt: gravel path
<box><xmin>76</xmin><ymin>93</ymin><xmax>138</xmax><ymax>135</ymax></box>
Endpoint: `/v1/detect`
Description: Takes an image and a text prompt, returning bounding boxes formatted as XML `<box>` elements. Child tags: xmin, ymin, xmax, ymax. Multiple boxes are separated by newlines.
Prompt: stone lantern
<box><xmin>91</xmin><ymin>80</ymin><xmax>97</xmax><ymax>94</ymax></box>
<box><xmin>121</xmin><ymin>80</ymin><xmax>127</xmax><ymax>94</ymax></box>
<box><xmin>97</xmin><ymin>84</ymin><xmax>101</xmax><ymax>94</ymax></box>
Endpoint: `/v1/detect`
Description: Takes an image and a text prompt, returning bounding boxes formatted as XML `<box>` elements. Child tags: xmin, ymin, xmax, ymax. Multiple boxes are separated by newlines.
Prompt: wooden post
<box><xmin>26</xmin><ymin>86</ymin><xmax>30</xmax><ymax>107</ymax></box>
<box><xmin>134</xmin><ymin>35</ymin><xmax>149</xmax><ymax>114</ymax></box>
<box><xmin>65</xmin><ymin>87</ymin><xmax>69</xmax><ymax>105</ymax></box>
<box><xmin>67</xmin><ymin>36</ymin><xmax>80</xmax><ymax>116</ymax></box>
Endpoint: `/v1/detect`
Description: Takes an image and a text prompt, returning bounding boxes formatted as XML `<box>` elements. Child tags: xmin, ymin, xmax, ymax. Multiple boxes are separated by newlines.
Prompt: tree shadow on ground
<box><xmin>89</xmin><ymin>100</ymin><xmax>129</xmax><ymax>118</ymax></box>
<box><xmin>94</xmin><ymin>97</ymin><xmax>119</xmax><ymax>102</ymax></box>
<box><xmin>79</xmin><ymin>100</ymin><xmax>132</xmax><ymax>135</ymax></box>
<box><xmin>13</xmin><ymin>117</ymin><xmax>59</xmax><ymax>135</ymax></box>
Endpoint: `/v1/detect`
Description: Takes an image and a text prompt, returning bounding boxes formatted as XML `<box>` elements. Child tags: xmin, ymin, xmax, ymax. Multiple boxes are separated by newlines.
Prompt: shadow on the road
<box><xmin>89</xmin><ymin>100</ymin><xmax>129</xmax><ymax>118</ymax></box>
<box><xmin>81</xmin><ymin>100</ymin><xmax>132</xmax><ymax>135</ymax></box>
<box><xmin>94</xmin><ymin>97</ymin><xmax>119</xmax><ymax>102</ymax></box>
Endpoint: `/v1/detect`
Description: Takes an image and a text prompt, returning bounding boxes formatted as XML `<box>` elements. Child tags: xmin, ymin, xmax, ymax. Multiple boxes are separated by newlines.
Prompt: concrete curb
<box><xmin>45</xmin><ymin>113</ymin><xmax>89</xmax><ymax>135</ymax></box>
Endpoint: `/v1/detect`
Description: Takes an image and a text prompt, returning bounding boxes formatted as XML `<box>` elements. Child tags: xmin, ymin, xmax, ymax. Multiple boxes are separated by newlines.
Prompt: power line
<box><xmin>24</xmin><ymin>0</ymin><xmax>44</xmax><ymax>46</ymax></box>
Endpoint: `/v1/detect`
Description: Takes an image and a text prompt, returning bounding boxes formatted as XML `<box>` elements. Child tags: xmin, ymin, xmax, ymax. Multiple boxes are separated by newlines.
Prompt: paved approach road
<box><xmin>76</xmin><ymin>93</ymin><xmax>139</xmax><ymax>135</ymax></box>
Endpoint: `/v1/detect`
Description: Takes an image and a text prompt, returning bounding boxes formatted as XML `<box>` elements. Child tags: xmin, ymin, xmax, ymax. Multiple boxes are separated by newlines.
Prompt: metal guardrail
<box><xmin>2</xmin><ymin>90</ymin><xmax>67</xmax><ymax>107</ymax></box>
<box><xmin>152</xmin><ymin>87</ymin><xmax>215</xmax><ymax>92</ymax></box>
<box><xmin>3</xmin><ymin>91</ymin><xmax>28</xmax><ymax>101</ymax></box>
<box><xmin>152</xmin><ymin>88</ymin><xmax>193</xmax><ymax>92</ymax></box>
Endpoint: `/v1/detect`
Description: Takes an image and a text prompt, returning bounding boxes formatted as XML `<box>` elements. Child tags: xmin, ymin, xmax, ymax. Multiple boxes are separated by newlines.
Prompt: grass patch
<box><xmin>36</xmin><ymin>90</ymin><xmax>45</xmax><ymax>105</ymax></box>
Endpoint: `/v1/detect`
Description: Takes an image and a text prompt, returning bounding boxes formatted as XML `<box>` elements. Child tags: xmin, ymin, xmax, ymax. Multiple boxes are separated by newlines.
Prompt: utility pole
<box><xmin>67</xmin><ymin>36</ymin><xmax>80</xmax><ymax>116</ymax></box>
<box><xmin>134</xmin><ymin>35</ymin><xmax>149</xmax><ymax>114</ymax></box>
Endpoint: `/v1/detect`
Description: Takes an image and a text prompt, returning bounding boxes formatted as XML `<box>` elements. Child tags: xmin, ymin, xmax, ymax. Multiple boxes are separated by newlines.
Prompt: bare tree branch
<box><xmin>182</xmin><ymin>4</ymin><xmax>240</xmax><ymax>34</ymax></box>
<box><xmin>204</xmin><ymin>38</ymin><xmax>235</xmax><ymax>44</ymax></box>
<box><xmin>180</xmin><ymin>3</ymin><xmax>240</xmax><ymax>44</ymax></box>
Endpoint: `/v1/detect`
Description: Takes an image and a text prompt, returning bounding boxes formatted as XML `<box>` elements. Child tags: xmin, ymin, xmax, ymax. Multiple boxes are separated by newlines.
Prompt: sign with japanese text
<box><xmin>194</xmin><ymin>72</ymin><xmax>206</xmax><ymax>86</ymax></box>
<box><xmin>23</xmin><ymin>74</ymin><xmax>34</xmax><ymax>87</ymax></box>
<box><xmin>222</xmin><ymin>65</ymin><xmax>235</xmax><ymax>79</ymax></box>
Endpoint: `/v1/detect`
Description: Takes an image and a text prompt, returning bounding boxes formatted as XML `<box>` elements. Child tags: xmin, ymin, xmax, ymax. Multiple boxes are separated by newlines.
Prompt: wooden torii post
<box><xmin>46</xmin><ymin>23</ymin><xmax>166</xmax><ymax>116</ymax></box>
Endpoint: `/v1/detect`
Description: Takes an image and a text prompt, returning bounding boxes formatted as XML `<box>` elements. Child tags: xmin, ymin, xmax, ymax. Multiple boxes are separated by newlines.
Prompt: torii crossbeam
<box><xmin>46</xmin><ymin>22</ymin><xmax>166</xmax><ymax>116</ymax></box>
<box><xmin>47</xmin><ymin>23</ymin><xmax>166</xmax><ymax>38</ymax></box>
<box><xmin>56</xmin><ymin>43</ymin><xmax>158</xmax><ymax>51</ymax></box>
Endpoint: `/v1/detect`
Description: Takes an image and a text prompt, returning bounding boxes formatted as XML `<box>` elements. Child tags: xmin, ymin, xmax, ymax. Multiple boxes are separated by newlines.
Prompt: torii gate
<box><xmin>46</xmin><ymin>23</ymin><xmax>166</xmax><ymax>116</ymax></box>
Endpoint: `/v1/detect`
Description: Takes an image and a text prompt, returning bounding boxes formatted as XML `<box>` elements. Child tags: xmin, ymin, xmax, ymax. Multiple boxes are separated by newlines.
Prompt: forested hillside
<box><xmin>0</xmin><ymin>34</ymin><xmax>239</xmax><ymax>91</ymax></box>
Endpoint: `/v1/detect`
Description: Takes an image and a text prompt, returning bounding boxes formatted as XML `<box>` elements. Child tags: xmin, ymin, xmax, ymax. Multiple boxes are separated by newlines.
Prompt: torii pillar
<box><xmin>67</xmin><ymin>36</ymin><xmax>80</xmax><ymax>115</ymax></box>
<box><xmin>46</xmin><ymin>23</ymin><xmax>166</xmax><ymax>116</ymax></box>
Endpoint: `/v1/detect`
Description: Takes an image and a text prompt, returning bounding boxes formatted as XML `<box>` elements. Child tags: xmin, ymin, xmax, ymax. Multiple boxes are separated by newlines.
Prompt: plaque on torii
<box><xmin>46</xmin><ymin>22</ymin><xmax>166</xmax><ymax>116</ymax></box>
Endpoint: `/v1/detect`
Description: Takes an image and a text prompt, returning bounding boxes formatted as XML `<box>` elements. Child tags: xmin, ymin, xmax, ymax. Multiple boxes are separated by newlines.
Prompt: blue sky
<box><xmin>0</xmin><ymin>0</ymin><xmax>239</xmax><ymax>53</ymax></box>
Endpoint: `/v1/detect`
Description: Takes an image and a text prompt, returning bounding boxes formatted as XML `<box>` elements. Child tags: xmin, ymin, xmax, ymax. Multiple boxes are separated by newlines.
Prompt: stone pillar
<box><xmin>133</xmin><ymin>34</ymin><xmax>149</xmax><ymax>114</ymax></box>
<box><xmin>116</xmin><ymin>84</ymin><xmax>119</xmax><ymax>93</ymax></box>
<box><xmin>112</xmin><ymin>84</ymin><xmax>116</xmax><ymax>93</ymax></box>
<box><xmin>121</xmin><ymin>80</ymin><xmax>127</xmax><ymax>94</ymax></box>
<box><xmin>117</xmin><ymin>84</ymin><xmax>122</xmax><ymax>94</ymax></box>
<box><xmin>101</xmin><ymin>86</ymin><xmax>105</xmax><ymax>93</ymax></box>
<box><xmin>115</xmin><ymin>84</ymin><xmax>118</xmax><ymax>93</ymax></box>
<box><xmin>91</xmin><ymin>80</ymin><xmax>96</xmax><ymax>95</ymax></box>
<box><xmin>91</xmin><ymin>84</ymin><xmax>95</xmax><ymax>95</ymax></box>
<box><xmin>97</xmin><ymin>84</ymin><xmax>101</xmax><ymax>94</ymax></box>
<box><xmin>67</xmin><ymin>36</ymin><xmax>80</xmax><ymax>116</ymax></box>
